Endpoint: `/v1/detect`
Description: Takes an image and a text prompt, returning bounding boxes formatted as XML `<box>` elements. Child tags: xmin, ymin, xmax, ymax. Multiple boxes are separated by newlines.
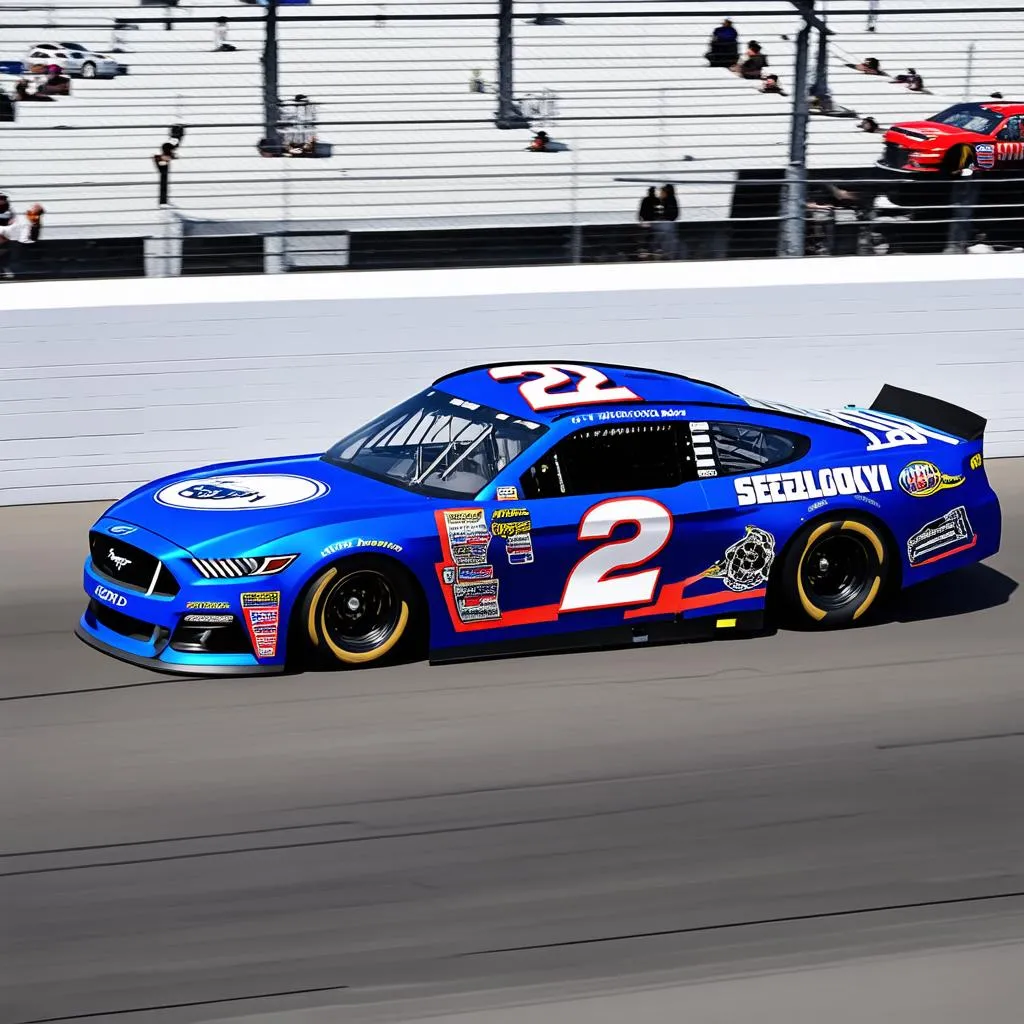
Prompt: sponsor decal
<box><xmin>240</xmin><ymin>591</ymin><xmax>281</xmax><ymax>658</ymax></box>
<box><xmin>975</xmin><ymin>142</ymin><xmax>995</xmax><ymax>170</ymax></box>
<box><xmin>490</xmin><ymin>507</ymin><xmax>534</xmax><ymax>565</ymax></box>
<box><xmin>453</xmin><ymin>580</ymin><xmax>501</xmax><ymax>622</ymax></box>
<box><xmin>443</xmin><ymin>509</ymin><xmax>491</xmax><ymax>565</ymax></box>
<box><xmin>907</xmin><ymin>506</ymin><xmax>977</xmax><ymax>567</ymax></box>
<box><xmin>700</xmin><ymin>526</ymin><xmax>776</xmax><ymax>592</ymax></box>
<box><xmin>697</xmin><ymin>468</ymin><xmax>718</xmax><ymax>479</ymax></box>
<box><xmin>451</xmin><ymin>541</ymin><xmax>490</xmax><ymax>566</ymax></box>
<box><xmin>107</xmin><ymin>549</ymin><xmax>132</xmax><ymax>572</ymax></box>
<box><xmin>320</xmin><ymin>538</ymin><xmax>403</xmax><ymax>558</ymax></box>
<box><xmin>853</xmin><ymin>494</ymin><xmax>881</xmax><ymax>508</ymax></box>
<box><xmin>898</xmin><ymin>461</ymin><xmax>964</xmax><ymax>498</ymax></box>
<box><xmin>970</xmin><ymin>453</ymin><xmax>983</xmax><ymax>471</ymax></box>
<box><xmin>94</xmin><ymin>585</ymin><xmax>128</xmax><ymax>608</ymax></box>
<box><xmin>457</xmin><ymin>565</ymin><xmax>495</xmax><ymax>582</ymax></box>
<box><xmin>496</xmin><ymin>486</ymin><xmax>519</xmax><ymax>501</ymax></box>
<box><xmin>108</xmin><ymin>524</ymin><xmax>137</xmax><ymax>536</ymax></box>
<box><xmin>182</xmin><ymin>613</ymin><xmax>234</xmax><ymax>625</ymax></box>
<box><xmin>735</xmin><ymin>465</ymin><xmax>892</xmax><ymax>506</ymax></box>
<box><xmin>442</xmin><ymin>566</ymin><xmax>456</xmax><ymax>584</ymax></box>
<box><xmin>186</xmin><ymin>600</ymin><xmax>231</xmax><ymax>610</ymax></box>
<box><xmin>568</xmin><ymin>408</ymin><xmax>687</xmax><ymax>426</ymax></box>
<box><xmin>155</xmin><ymin>474</ymin><xmax>328</xmax><ymax>511</ymax></box>
<box><xmin>807</xmin><ymin>499</ymin><xmax>829</xmax><ymax>513</ymax></box>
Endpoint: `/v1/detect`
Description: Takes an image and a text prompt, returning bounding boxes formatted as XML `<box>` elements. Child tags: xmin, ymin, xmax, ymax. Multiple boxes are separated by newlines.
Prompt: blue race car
<box><xmin>77</xmin><ymin>362</ymin><xmax>1000</xmax><ymax>676</ymax></box>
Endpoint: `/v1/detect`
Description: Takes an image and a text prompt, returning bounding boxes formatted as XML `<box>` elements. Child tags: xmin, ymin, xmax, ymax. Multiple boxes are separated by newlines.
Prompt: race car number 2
<box><xmin>560</xmin><ymin>497</ymin><xmax>672</xmax><ymax>612</ymax></box>
<box><xmin>489</xmin><ymin>363</ymin><xmax>641</xmax><ymax>412</ymax></box>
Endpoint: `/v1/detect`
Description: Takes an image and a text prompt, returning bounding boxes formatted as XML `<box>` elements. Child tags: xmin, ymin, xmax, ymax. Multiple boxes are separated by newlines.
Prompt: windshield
<box><xmin>323</xmin><ymin>389</ymin><xmax>546</xmax><ymax>497</ymax></box>
<box><xmin>927</xmin><ymin>104</ymin><xmax>1002</xmax><ymax>135</ymax></box>
<box><xmin>60</xmin><ymin>42</ymin><xmax>86</xmax><ymax>50</ymax></box>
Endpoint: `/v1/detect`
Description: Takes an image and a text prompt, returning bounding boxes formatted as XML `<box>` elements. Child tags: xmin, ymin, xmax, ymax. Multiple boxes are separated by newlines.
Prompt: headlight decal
<box><xmin>192</xmin><ymin>555</ymin><xmax>297</xmax><ymax>579</ymax></box>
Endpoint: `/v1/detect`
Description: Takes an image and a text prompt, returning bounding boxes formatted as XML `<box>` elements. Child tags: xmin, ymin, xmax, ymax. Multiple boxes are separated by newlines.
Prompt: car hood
<box><xmin>104</xmin><ymin>454</ymin><xmax>431</xmax><ymax>555</ymax></box>
<box><xmin>886</xmin><ymin>121</ymin><xmax>989</xmax><ymax>145</ymax></box>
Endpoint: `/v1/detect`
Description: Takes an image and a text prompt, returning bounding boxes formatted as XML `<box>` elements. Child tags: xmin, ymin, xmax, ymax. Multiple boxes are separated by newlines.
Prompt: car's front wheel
<box><xmin>302</xmin><ymin>557</ymin><xmax>417</xmax><ymax>667</ymax></box>
<box><xmin>940</xmin><ymin>143</ymin><xmax>974</xmax><ymax>177</ymax></box>
<box><xmin>81</xmin><ymin>61</ymin><xmax>96</xmax><ymax>78</ymax></box>
<box><xmin>779</xmin><ymin>516</ymin><xmax>891</xmax><ymax>628</ymax></box>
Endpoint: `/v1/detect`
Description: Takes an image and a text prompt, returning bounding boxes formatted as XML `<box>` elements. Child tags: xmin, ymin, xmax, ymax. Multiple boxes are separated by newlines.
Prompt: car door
<box><xmin>995</xmin><ymin>115</ymin><xmax>1024</xmax><ymax>165</ymax></box>
<box><xmin>463</xmin><ymin>414</ymin><xmax>712</xmax><ymax>640</ymax></box>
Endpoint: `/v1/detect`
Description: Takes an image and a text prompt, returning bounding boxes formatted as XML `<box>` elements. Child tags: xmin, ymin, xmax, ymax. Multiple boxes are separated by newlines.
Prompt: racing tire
<box><xmin>301</xmin><ymin>556</ymin><xmax>418</xmax><ymax>668</ymax></box>
<box><xmin>778</xmin><ymin>517</ymin><xmax>891</xmax><ymax>629</ymax></box>
<box><xmin>81</xmin><ymin>61</ymin><xmax>97</xmax><ymax>79</ymax></box>
<box><xmin>940</xmin><ymin>143</ymin><xmax>974</xmax><ymax>178</ymax></box>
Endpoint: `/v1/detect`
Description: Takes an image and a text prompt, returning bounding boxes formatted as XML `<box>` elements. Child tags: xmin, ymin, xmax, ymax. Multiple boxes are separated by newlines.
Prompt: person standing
<box><xmin>154</xmin><ymin>139</ymin><xmax>180</xmax><ymax>206</ymax></box>
<box><xmin>653</xmin><ymin>184</ymin><xmax>680</xmax><ymax>260</ymax></box>
<box><xmin>866</xmin><ymin>0</ymin><xmax>880</xmax><ymax>32</ymax></box>
<box><xmin>0</xmin><ymin>203</ymin><xmax>45</xmax><ymax>279</ymax></box>
<box><xmin>214</xmin><ymin>17</ymin><xmax>238</xmax><ymax>52</ymax></box>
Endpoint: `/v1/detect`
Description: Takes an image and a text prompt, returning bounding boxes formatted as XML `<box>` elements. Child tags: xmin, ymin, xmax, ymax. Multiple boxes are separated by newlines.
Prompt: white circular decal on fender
<box><xmin>155</xmin><ymin>474</ymin><xmax>329</xmax><ymax>511</ymax></box>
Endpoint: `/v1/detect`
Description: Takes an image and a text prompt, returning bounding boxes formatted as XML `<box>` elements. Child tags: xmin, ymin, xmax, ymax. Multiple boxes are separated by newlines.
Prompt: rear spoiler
<box><xmin>870</xmin><ymin>385</ymin><xmax>986</xmax><ymax>442</ymax></box>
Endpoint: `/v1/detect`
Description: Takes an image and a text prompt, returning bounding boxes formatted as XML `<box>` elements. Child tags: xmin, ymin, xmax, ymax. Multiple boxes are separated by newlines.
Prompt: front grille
<box><xmin>89</xmin><ymin>531</ymin><xmax>180</xmax><ymax>596</ymax></box>
<box><xmin>882</xmin><ymin>142</ymin><xmax>912</xmax><ymax>168</ymax></box>
<box><xmin>89</xmin><ymin>599</ymin><xmax>159</xmax><ymax>643</ymax></box>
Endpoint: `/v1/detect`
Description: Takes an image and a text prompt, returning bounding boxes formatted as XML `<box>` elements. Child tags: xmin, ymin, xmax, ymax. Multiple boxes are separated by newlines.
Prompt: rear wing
<box><xmin>870</xmin><ymin>385</ymin><xmax>986</xmax><ymax>442</ymax></box>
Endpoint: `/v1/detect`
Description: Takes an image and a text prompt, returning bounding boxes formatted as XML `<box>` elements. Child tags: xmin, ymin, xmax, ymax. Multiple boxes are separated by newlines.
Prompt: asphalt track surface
<box><xmin>2</xmin><ymin>461</ymin><xmax>1024</xmax><ymax>1024</ymax></box>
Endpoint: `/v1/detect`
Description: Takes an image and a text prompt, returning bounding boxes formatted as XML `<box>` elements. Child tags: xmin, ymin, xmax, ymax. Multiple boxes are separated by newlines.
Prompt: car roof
<box><xmin>433</xmin><ymin>361</ymin><xmax>750</xmax><ymax>423</ymax></box>
<box><xmin>934</xmin><ymin>101</ymin><xmax>1024</xmax><ymax>118</ymax></box>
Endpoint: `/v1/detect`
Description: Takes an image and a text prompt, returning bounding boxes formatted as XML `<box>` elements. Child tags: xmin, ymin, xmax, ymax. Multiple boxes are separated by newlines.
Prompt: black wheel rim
<box><xmin>322</xmin><ymin>570</ymin><xmax>400</xmax><ymax>654</ymax></box>
<box><xmin>801</xmin><ymin>534</ymin><xmax>872</xmax><ymax>611</ymax></box>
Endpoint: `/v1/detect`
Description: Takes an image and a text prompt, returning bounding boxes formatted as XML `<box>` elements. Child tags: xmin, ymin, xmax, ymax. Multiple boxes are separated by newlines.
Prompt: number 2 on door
<box><xmin>560</xmin><ymin>497</ymin><xmax>673</xmax><ymax>612</ymax></box>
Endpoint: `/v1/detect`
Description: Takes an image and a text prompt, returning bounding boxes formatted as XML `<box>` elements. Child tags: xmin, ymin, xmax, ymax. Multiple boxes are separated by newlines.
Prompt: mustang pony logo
<box><xmin>107</xmin><ymin>549</ymin><xmax>132</xmax><ymax>572</ymax></box>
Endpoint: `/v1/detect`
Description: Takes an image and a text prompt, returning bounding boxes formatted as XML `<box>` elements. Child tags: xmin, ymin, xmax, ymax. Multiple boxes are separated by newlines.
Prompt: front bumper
<box><xmin>78</xmin><ymin>517</ymin><xmax>294</xmax><ymax>677</ymax></box>
<box><xmin>74</xmin><ymin>623</ymin><xmax>284</xmax><ymax>677</ymax></box>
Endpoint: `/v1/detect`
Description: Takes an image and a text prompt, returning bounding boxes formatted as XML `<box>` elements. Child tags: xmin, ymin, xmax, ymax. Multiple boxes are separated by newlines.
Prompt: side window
<box><xmin>707</xmin><ymin>422</ymin><xmax>808</xmax><ymax>476</ymax></box>
<box><xmin>999</xmin><ymin>116</ymin><xmax>1022</xmax><ymax>141</ymax></box>
<box><xmin>520</xmin><ymin>422</ymin><xmax>694</xmax><ymax>499</ymax></box>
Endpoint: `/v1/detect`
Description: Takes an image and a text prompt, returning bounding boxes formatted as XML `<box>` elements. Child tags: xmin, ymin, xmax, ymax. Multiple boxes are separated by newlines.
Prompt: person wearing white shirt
<box><xmin>0</xmin><ymin>204</ymin><xmax>44</xmax><ymax>278</ymax></box>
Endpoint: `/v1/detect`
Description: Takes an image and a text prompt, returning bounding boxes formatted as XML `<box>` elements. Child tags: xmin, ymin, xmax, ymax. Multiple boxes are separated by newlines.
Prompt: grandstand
<box><xmin>1</xmin><ymin>0</ymin><xmax>1022</xmax><ymax>272</ymax></box>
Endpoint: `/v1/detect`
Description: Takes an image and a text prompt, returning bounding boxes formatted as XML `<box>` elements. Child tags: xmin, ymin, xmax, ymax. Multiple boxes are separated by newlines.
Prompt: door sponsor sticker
<box><xmin>735</xmin><ymin>465</ymin><xmax>892</xmax><ymax>506</ymax></box>
<box><xmin>490</xmin><ymin>507</ymin><xmax>534</xmax><ymax>565</ymax></box>
<box><xmin>453</xmin><ymin>580</ymin><xmax>501</xmax><ymax>622</ymax></box>
<box><xmin>700</xmin><ymin>526</ymin><xmax>776</xmax><ymax>591</ymax></box>
<box><xmin>155</xmin><ymin>475</ymin><xmax>328</xmax><ymax>511</ymax></box>
<box><xmin>907</xmin><ymin>506</ymin><xmax>977</xmax><ymax>567</ymax></box>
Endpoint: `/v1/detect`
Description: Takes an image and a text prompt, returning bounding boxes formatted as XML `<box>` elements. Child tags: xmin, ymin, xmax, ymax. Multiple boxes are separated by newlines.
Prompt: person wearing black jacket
<box><xmin>652</xmin><ymin>184</ymin><xmax>680</xmax><ymax>259</ymax></box>
<box><xmin>706</xmin><ymin>19</ymin><xmax>739</xmax><ymax>68</ymax></box>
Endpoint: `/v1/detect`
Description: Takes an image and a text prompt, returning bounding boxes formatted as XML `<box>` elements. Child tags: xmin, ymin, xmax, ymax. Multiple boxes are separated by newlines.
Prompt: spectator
<box><xmin>0</xmin><ymin>87</ymin><xmax>14</xmax><ymax>122</ymax></box>
<box><xmin>0</xmin><ymin>194</ymin><xmax>12</xmax><ymax>229</ymax></box>
<box><xmin>733</xmin><ymin>41</ymin><xmax>767</xmax><ymax>80</ymax></box>
<box><xmin>469</xmin><ymin>69</ymin><xmax>485</xmax><ymax>93</ymax></box>
<box><xmin>652</xmin><ymin>184</ymin><xmax>680</xmax><ymax>259</ymax></box>
<box><xmin>528</xmin><ymin>130</ymin><xmax>550</xmax><ymax>152</ymax></box>
<box><xmin>760</xmin><ymin>74</ymin><xmax>784</xmax><ymax>94</ymax></box>
<box><xmin>40</xmin><ymin>64</ymin><xmax>71</xmax><ymax>96</ymax></box>
<box><xmin>866</xmin><ymin>0</ymin><xmax>879</xmax><ymax>32</ymax></box>
<box><xmin>154</xmin><ymin>140</ymin><xmax>180</xmax><ymax>205</ymax></box>
<box><xmin>214</xmin><ymin>17</ymin><xmax>237</xmax><ymax>52</ymax></box>
<box><xmin>0</xmin><ymin>203</ymin><xmax>44</xmax><ymax>279</ymax></box>
<box><xmin>705</xmin><ymin>19</ymin><xmax>739</xmax><ymax>69</ymax></box>
<box><xmin>854</xmin><ymin>57</ymin><xmax>884</xmax><ymax>75</ymax></box>
<box><xmin>638</xmin><ymin>186</ymin><xmax>660</xmax><ymax>223</ymax></box>
<box><xmin>14</xmin><ymin>79</ymin><xmax>54</xmax><ymax>102</ymax></box>
<box><xmin>858</xmin><ymin>116</ymin><xmax>880</xmax><ymax>133</ymax></box>
<box><xmin>892</xmin><ymin>68</ymin><xmax>924</xmax><ymax>91</ymax></box>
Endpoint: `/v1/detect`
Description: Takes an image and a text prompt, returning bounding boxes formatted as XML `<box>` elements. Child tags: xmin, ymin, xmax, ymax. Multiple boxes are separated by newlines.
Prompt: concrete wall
<box><xmin>1</xmin><ymin>254</ymin><xmax>1021</xmax><ymax>505</ymax></box>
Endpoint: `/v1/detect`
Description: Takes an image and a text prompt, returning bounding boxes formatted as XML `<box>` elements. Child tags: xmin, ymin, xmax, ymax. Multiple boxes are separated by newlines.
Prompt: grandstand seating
<box><xmin>1</xmin><ymin>0</ymin><xmax>1021</xmax><ymax>244</ymax></box>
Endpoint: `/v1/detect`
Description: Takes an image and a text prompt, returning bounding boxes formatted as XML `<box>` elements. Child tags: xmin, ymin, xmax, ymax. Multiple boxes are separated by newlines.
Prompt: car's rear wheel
<box><xmin>779</xmin><ymin>517</ymin><xmax>891</xmax><ymax>628</ymax></box>
<box><xmin>302</xmin><ymin>557</ymin><xmax>416</xmax><ymax>667</ymax></box>
<box><xmin>940</xmin><ymin>143</ymin><xmax>974</xmax><ymax>177</ymax></box>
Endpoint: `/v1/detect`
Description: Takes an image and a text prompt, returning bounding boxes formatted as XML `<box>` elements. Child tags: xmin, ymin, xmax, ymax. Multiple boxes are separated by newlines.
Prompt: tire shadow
<box><xmin>886</xmin><ymin>563</ymin><xmax>1019</xmax><ymax>624</ymax></box>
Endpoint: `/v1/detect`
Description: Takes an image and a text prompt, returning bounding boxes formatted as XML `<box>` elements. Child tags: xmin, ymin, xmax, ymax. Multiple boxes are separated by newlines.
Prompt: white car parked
<box><xmin>25</xmin><ymin>42</ymin><xmax>120</xmax><ymax>79</ymax></box>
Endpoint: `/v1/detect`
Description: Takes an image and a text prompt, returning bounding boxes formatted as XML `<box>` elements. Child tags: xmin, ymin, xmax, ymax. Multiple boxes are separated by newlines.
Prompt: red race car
<box><xmin>878</xmin><ymin>101</ymin><xmax>1024</xmax><ymax>176</ymax></box>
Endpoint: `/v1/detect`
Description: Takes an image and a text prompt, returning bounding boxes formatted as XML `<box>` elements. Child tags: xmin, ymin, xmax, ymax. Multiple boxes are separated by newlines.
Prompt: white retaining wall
<box><xmin>1</xmin><ymin>254</ymin><xmax>1021</xmax><ymax>506</ymax></box>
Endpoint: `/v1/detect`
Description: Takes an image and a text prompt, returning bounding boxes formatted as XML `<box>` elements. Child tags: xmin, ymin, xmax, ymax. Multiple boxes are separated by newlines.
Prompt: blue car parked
<box><xmin>77</xmin><ymin>362</ymin><xmax>1000</xmax><ymax>676</ymax></box>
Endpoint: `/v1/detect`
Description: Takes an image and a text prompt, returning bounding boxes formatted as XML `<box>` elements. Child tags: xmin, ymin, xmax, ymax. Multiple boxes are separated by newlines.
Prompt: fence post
<box><xmin>263</xmin><ymin>0</ymin><xmax>282</xmax><ymax>151</ymax></box>
<box><xmin>945</xmin><ymin>176</ymin><xmax>978</xmax><ymax>253</ymax></box>
<box><xmin>778</xmin><ymin>22</ymin><xmax>812</xmax><ymax>257</ymax></box>
<box><xmin>964</xmin><ymin>42</ymin><xmax>975</xmax><ymax>101</ymax></box>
